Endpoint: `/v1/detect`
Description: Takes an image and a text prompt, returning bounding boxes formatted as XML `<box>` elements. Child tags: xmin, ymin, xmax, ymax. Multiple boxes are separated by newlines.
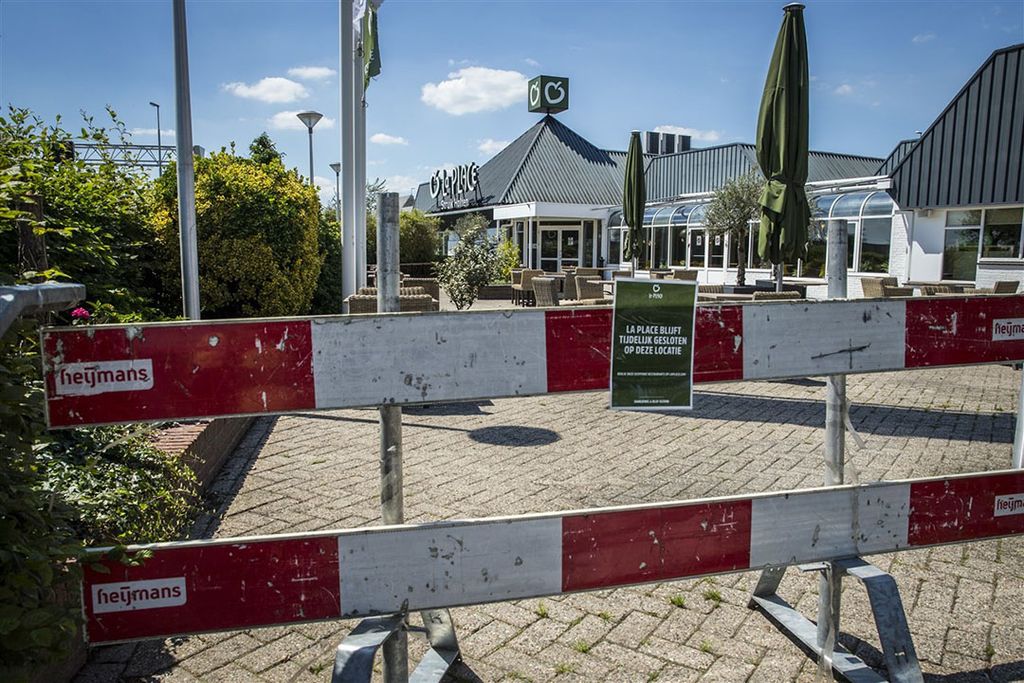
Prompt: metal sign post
<box><xmin>172</xmin><ymin>0</ymin><xmax>200</xmax><ymax>321</ymax></box>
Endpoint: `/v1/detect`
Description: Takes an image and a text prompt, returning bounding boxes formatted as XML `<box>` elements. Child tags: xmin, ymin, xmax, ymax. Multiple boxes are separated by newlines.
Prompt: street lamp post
<box><xmin>329</xmin><ymin>162</ymin><xmax>342</xmax><ymax>227</ymax></box>
<box><xmin>149</xmin><ymin>101</ymin><xmax>162</xmax><ymax>175</ymax></box>
<box><xmin>296</xmin><ymin>111</ymin><xmax>323</xmax><ymax>186</ymax></box>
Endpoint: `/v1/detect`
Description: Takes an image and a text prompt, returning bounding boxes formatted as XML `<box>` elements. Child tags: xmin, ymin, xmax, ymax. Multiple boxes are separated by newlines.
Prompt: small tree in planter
<box><xmin>436</xmin><ymin>219</ymin><xmax>498</xmax><ymax>310</ymax></box>
<box><xmin>703</xmin><ymin>171</ymin><xmax>761</xmax><ymax>286</ymax></box>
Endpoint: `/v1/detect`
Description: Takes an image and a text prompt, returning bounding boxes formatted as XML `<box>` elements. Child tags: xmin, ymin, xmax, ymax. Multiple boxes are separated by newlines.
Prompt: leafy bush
<box><xmin>495</xmin><ymin>238</ymin><xmax>520</xmax><ymax>281</ymax></box>
<box><xmin>703</xmin><ymin>171</ymin><xmax>761</xmax><ymax>286</ymax></box>
<box><xmin>366</xmin><ymin>208</ymin><xmax>439</xmax><ymax>266</ymax></box>
<box><xmin>311</xmin><ymin>205</ymin><xmax>344</xmax><ymax>314</ymax></box>
<box><xmin>436</xmin><ymin>225</ymin><xmax>498</xmax><ymax>310</ymax></box>
<box><xmin>151</xmin><ymin>142</ymin><xmax>322</xmax><ymax>318</ymax></box>
<box><xmin>38</xmin><ymin>427</ymin><xmax>198</xmax><ymax>546</ymax></box>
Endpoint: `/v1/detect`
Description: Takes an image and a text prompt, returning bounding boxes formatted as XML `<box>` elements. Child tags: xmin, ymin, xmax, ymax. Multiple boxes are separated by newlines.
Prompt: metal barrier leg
<box><xmin>837</xmin><ymin>559</ymin><xmax>923</xmax><ymax>683</ymax></box>
<box><xmin>748</xmin><ymin>556</ymin><xmax>923</xmax><ymax>683</ymax></box>
<box><xmin>410</xmin><ymin>608</ymin><xmax>461</xmax><ymax>683</ymax></box>
<box><xmin>332</xmin><ymin>615</ymin><xmax>406</xmax><ymax>683</ymax></box>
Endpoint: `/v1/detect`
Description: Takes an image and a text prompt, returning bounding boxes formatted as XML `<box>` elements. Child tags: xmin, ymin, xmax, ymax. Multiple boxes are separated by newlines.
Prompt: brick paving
<box><xmin>77</xmin><ymin>362</ymin><xmax>1024</xmax><ymax>682</ymax></box>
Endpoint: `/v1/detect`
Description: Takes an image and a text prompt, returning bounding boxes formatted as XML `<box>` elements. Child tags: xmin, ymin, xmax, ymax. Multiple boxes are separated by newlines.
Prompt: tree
<box><xmin>435</xmin><ymin>224</ymin><xmax>498</xmax><ymax>310</ymax></box>
<box><xmin>365</xmin><ymin>209</ymin><xmax>439</xmax><ymax>266</ymax></box>
<box><xmin>310</xmin><ymin>205</ymin><xmax>344</xmax><ymax>314</ymax></box>
<box><xmin>151</xmin><ymin>149</ymin><xmax>322</xmax><ymax>318</ymax></box>
<box><xmin>703</xmin><ymin>171</ymin><xmax>761</xmax><ymax>286</ymax></box>
<box><xmin>249</xmin><ymin>132</ymin><xmax>283</xmax><ymax>165</ymax></box>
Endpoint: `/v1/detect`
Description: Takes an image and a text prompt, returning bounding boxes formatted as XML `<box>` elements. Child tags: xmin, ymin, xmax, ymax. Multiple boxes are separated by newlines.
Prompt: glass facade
<box><xmin>941</xmin><ymin>207</ymin><xmax>1024</xmax><ymax>280</ymax></box>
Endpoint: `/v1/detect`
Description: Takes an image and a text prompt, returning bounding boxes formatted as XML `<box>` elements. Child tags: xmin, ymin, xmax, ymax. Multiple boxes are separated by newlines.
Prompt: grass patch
<box><xmin>702</xmin><ymin>588</ymin><xmax>722</xmax><ymax>604</ymax></box>
<box><xmin>534</xmin><ymin>601</ymin><xmax>549</xmax><ymax>618</ymax></box>
<box><xmin>668</xmin><ymin>594</ymin><xmax>686</xmax><ymax>608</ymax></box>
<box><xmin>985</xmin><ymin>644</ymin><xmax>996</xmax><ymax>660</ymax></box>
<box><xmin>554</xmin><ymin>662</ymin><xmax>577</xmax><ymax>675</ymax></box>
<box><xmin>700</xmin><ymin>639</ymin><xmax>714</xmax><ymax>654</ymax></box>
<box><xmin>598</xmin><ymin>611</ymin><xmax>613</xmax><ymax>622</ymax></box>
<box><xmin>506</xmin><ymin>673</ymin><xmax>534</xmax><ymax>682</ymax></box>
<box><xmin>572</xmin><ymin>640</ymin><xmax>591</xmax><ymax>654</ymax></box>
<box><xmin>647</xmin><ymin>672</ymin><xmax>660</xmax><ymax>682</ymax></box>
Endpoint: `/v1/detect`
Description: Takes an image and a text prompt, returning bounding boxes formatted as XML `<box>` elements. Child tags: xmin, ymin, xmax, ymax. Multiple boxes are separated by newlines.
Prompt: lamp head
<box><xmin>297</xmin><ymin>111</ymin><xmax>324</xmax><ymax>131</ymax></box>
<box><xmin>329</xmin><ymin>162</ymin><xmax>341</xmax><ymax>174</ymax></box>
<box><xmin>149</xmin><ymin>101</ymin><xmax>159</xmax><ymax>108</ymax></box>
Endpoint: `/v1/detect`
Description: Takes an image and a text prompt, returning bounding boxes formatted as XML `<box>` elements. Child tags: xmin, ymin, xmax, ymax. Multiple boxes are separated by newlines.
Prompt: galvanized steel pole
<box><xmin>1014</xmin><ymin>374</ymin><xmax>1024</xmax><ymax>469</ymax></box>
<box><xmin>340</xmin><ymin>0</ymin><xmax>357</xmax><ymax>309</ymax></box>
<box><xmin>376</xmin><ymin>192</ymin><xmax>408</xmax><ymax>683</ymax></box>
<box><xmin>354</xmin><ymin>48</ymin><xmax>368</xmax><ymax>290</ymax></box>
<box><xmin>172</xmin><ymin>0</ymin><xmax>200</xmax><ymax>321</ymax></box>
<box><xmin>818</xmin><ymin>219</ymin><xmax>848</xmax><ymax>664</ymax></box>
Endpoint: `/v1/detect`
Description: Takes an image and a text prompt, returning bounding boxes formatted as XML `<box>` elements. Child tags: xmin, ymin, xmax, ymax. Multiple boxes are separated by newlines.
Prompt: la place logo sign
<box><xmin>430</xmin><ymin>162</ymin><xmax>480</xmax><ymax>210</ymax></box>
<box><xmin>528</xmin><ymin>75</ymin><xmax>569</xmax><ymax>114</ymax></box>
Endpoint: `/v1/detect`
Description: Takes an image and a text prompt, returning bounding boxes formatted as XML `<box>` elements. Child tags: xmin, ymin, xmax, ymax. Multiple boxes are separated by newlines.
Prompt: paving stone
<box><xmin>73</xmin><ymin>364</ymin><xmax>1024</xmax><ymax>681</ymax></box>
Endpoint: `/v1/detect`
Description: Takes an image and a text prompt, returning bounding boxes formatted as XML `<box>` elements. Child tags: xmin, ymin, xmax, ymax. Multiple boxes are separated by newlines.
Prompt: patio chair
<box><xmin>861</xmin><ymin>277</ymin><xmax>898</xmax><ymax>298</ymax></box>
<box><xmin>403</xmin><ymin>278</ymin><xmax>440</xmax><ymax>300</ymax></box>
<box><xmin>577</xmin><ymin>278</ymin><xmax>608</xmax><ymax>301</ymax></box>
<box><xmin>612</xmin><ymin>270</ymin><xmax>631</xmax><ymax>279</ymax></box>
<box><xmin>513</xmin><ymin>269</ymin><xmax>543</xmax><ymax>306</ymax></box>
<box><xmin>563</xmin><ymin>271</ymin><xmax>579</xmax><ymax>301</ymax></box>
<box><xmin>532</xmin><ymin>277</ymin><xmax>559</xmax><ymax>307</ymax></box>
<box><xmin>882</xmin><ymin>285</ymin><xmax>914</xmax><ymax>298</ymax></box>
<box><xmin>921</xmin><ymin>285</ymin><xmax>954</xmax><ymax>296</ymax></box>
<box><xmin>752</xmin><ymin>290</ymin><xmax>802</xmax><ymax>301</ymax></box>
<box><xmin>575</xmin><ymin>267</ymin><xmax>602</xmax><ymax>278</ymax></box>
<box><xmin>672</xmin><ymin>269</ymin><xmax>698</xmax><ymax>281</ymax></box>
<box><xmin>698</xmin><ymin>284</ymin><xmax>724</xmax><ymax>294</ymax></box>
<box><xmin>358</xmin><ymin>287</ymin><xmax>427</xmax><ymax>297</ymax></box>
<box><xmin>993</xmin><ymin>280</ymin><xmax>1020</xmax><ymax>294</ymax></box>
<box><xmin>511</xmin><ymin>270</ymin><xmax>523</xmax><ymax>304</ymax></box>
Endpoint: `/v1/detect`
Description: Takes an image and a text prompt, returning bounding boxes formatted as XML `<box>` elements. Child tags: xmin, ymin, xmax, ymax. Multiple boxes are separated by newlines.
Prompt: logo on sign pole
<box><xmin>91</xmin><ymin>577</ymin><xmax>187</xmax><ymax>614</ymax></box>
<box><xmin>527</xmin><ymin>75</ymin><xmax>570</xmax><ymax>114</ymax></box>
<box><xmin>54</xmin><ymin>359</ymin><xmax>154</xmax><ymax>396</ymax></box>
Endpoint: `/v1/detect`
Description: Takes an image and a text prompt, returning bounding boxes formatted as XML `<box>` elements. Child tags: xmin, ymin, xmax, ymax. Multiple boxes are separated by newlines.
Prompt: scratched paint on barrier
<box><xmin>79</xmin><ymin>470</ymin><xmax>1024</xmax><ymax>644</ymax></box>
<box><xmin>41</xmin><ymin>296</ymin><xmax>1024</xmax><ymax>427</ymax></box>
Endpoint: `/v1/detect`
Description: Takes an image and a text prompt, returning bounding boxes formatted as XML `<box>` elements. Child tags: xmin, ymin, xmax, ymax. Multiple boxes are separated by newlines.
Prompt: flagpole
<box><xmin>355</xmin><ymin>48</ymin><xmax>368</xmax><ymax>290</ymax></box>
<box><xmin>340</xmin><ymin>0</ymin><xmax>357</xmax><ymax>308</ymax></box>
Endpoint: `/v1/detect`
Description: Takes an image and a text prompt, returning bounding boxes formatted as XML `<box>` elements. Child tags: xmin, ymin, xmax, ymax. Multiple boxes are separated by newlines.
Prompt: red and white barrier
<box><xmin>82</xmin><ymin>469</ymin><xmax>1024</xmax><ymax>644</ymax></box>
<box><xmin>43</xmin><ymin>295</ymin><xmax>1024</xmax><ymax>428</ymax></box>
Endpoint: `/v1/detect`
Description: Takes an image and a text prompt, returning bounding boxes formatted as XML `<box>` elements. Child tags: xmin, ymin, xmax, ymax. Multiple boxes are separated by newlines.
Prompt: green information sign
<box><xmin>528</xmin><ymin>75</ymin><xmax>569</xmax><ymax>113</ymax></box>
<box><xmin>610</xmin><ymin>279</ymin><xmax>698</xmax><ymax>411</ymax></box>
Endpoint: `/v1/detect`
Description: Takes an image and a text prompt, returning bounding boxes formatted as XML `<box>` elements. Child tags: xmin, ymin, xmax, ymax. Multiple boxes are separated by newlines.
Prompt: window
<box><xmin>709</xmin><ymin>232</ymin><xmax>725</xmax><ymax>267</ymax></box>
<box><xmin>802</xmin><ymin>221</ymin><xmax>828</xmax><ymax>278</ymax></box>
<box><xmin>859</xmin><ymin>218</ymin><xmax>891</xmax><ymax>273</ymax></box>
<box><xmin>609</xmin><ymin>228</ymin><xmax>623</xmax><ymax>265</ymax></box>
<box><xmin>943</xmin><ymin>228</ymin><xmax>980</xmax><ymax>280</ymax></box>
<box><xmin>689</xmin><ymin>230</ymin><xmax>706</xmax><ymax>268</ymax></box>
<box><xmin>981</xmin><ymin>208</ymin><xmax>1023</xmax><ymax>259</ymax></box>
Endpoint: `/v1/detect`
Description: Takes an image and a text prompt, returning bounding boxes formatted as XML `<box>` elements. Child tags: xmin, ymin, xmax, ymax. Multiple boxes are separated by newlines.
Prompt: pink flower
<box><xmin>71</xmin><ymin>307</ymin><xmax>91</xmax><ymax>320</ymax></box>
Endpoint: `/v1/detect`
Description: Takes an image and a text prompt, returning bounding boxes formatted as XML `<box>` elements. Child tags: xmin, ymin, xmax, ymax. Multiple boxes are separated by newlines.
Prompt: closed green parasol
<box><xmin>622</xmin><ymin>130</ymin><xmax>646</xmax><ymax>272</ymax></box>
<box><xmin>756</xmin><ymin>3</ymin><xmax>810</xmax><ymax>286</ymax></box>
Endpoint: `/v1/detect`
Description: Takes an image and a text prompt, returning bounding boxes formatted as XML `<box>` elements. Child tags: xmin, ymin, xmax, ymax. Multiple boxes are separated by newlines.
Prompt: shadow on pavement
<box><xmin>468</xmin><ymin>425</ymin><xmax>560</xmax><ymax>447</ymax></box>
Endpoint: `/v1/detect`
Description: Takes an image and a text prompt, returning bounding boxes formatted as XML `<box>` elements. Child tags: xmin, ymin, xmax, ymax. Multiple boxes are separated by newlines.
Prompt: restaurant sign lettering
<box><xmin>610</xmin><ymin>279</ymin><xmax>697</xmax><ymax>411</ymax></box>
<box><xmin>430</xmin><ymin>162</ymin><xmax>480</xmax><ymax>210</ymax></box>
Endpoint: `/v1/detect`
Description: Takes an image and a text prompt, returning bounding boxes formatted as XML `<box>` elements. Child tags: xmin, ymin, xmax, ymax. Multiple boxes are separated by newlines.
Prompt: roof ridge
<box><xmin>497</xmin><ymin>115</ymin><xmax>555</xmax><ymax>204</ymax></box>
<box><xmin>888</xmin><ymin>42</ymin><xmax>1023</xmax><ymax>178</ymax></box>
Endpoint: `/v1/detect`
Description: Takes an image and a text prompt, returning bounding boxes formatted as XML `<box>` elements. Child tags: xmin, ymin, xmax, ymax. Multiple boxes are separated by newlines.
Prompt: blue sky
<box><xmin>3</xmin><ymin>1</ymin><xmax>1022</xmax><ymax>201</ymax></box>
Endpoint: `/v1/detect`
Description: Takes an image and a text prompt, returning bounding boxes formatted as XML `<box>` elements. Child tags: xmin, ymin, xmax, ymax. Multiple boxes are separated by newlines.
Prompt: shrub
<box><xmin>495</xmin><ymin>238</ymin><xmax>520</xmax><ymax>281</ymax></box>
<box><xmin>151</xmin><ymin>142</ymin><xmax>322</xmax><ymax>318</ymax></box>
<box><xmin>311</xmin><ymin>205</ymin><xmax>344</xmax><ymax>315</ymax></box>
<box><xmin>366</xmin><ymin>209</ymin><xmax>439</xmax><ymax>266</ymax></box>
<box><xmin>436</xmin><ymin>225</ymin><xmax>498</xmax><ymax>310</ymax></box>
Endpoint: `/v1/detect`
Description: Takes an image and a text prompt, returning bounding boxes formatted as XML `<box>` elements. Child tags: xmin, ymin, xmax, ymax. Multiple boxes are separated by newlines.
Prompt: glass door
<box><xmin>561</xmin><ymin>230</ymin><xmax>580</xmax><ymax>269</ymax></box>
<box><xmin>540</xmin><ymin>230</ymin><xmax>559</xmax><ymax>272</ymax></box>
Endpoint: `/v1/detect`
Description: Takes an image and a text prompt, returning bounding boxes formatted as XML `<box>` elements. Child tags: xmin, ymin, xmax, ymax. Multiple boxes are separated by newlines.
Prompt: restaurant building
<box><xmin>414</xmin><ymin>43</ymin><xmax>1023</xmax><ymax>293</ymax></box>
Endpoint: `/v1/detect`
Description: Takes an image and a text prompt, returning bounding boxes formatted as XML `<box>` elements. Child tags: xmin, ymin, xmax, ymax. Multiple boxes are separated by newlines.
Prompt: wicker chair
<box><xmin>672</xmin><ymin>269</ymin><xmax>699</xmax><ymax>281</ymax></box>
<box><xmin>513</xmin><ymin>269</ymin><xmax>544</xmax><ymax>306</ymax></box>
<box><xmin>344</xmin><ymin>294</ymin><xmax>438</xmax><ymax>313</ymax></box>
<box><xmin>752</xmin><ymin>290</ymin><xmax>802</xmax><ymax>301</ymax></box>
<box><xmin>882</xmin><ymin>285</ymin><xmax>914</xmax><ymax>298</ymax></box>
<box><xmin>563</xmin><ymin>271</ymin><xmax>579</xmax><ymax>301</ymax></box>
<box><xmin>698</xmin><ymin>284</ymin><xmax>724</xmax><ymax>294</ymax></box>
<box><xmin>402</xmin><ymin>278</ymin><xmax>440</xmax><ymax>300</ymax></box>
<box><xmin>575</xmin><ymin>267</ymin><xmax>603</xmax><ymax>278</ymax></box>
<box><xmin>611</xmin><ymin>270</ymin><xmax>632</xmax><ymax>279</ymax></box>
<box><xmin>860</xmin><ymin>277</ymin><xmax>898</xmax><ymax>298</ymax></box>
<box><xmin>532</xmin><ymin>277</ymin><xmax>559</xmax><ymax>307</ymax></box>
<box><xmin>577</xmin><ymin>278</ymin><xmax>608</xmax><ymax>301</ymax></box>
<box><xmin>510</xmin><ymin>270</ymin><xmax>523</xmax><ymax>304</ymax></box>
<box><xmin>358</xmin><ymin>286</ymin><xmax>427</xmax><ymax>296</ymax></box>
<box><xmin>921</xmin><ymin>285</ymin><xmax>954</xmax><ymax>296</ymax></box>
<box><xmin>994</xmin><ymin>280</ymin><xmax>1020</xmax><ymax>294</ymax></box>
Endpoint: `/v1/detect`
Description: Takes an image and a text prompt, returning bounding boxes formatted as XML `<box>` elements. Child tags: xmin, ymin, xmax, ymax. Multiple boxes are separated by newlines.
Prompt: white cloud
<box><xmin>912</xmin><ymin>33</ymin><xmax>936</xmax><ymax>44</ymax></box>
<box><xmin>131</xmin><ymin>127</ymin><xmax>175</xmax><ymax>138</ymax></box>
<box><xmin>370</xmin><ymin>132</ymin><xmax>409</xmax><ymax>146</ymax></box>
<box><xmin>385</xmin><ymin>175</ymin><xmax>422</xmax><ymax>194</ymax></box>
<box><xmin>653</xmin><ymin>125</ymin><xmax>722</xmax><ymax>143</ymax></box>
<box><xmin>268</xmin><ymin>110</ymin><xmax>336</xmax><ymax>131</ymax></box>
<box><xmin>524</xmin><ymin>57</ymin><xmax>540</xmax><ymax>67</ymax></box>
<box><xmin>288</xmin><ymin>66</ymin><xmax>336</xmax><ymax>80</ymax></box>
<box><xmin>223</xmin><ymin>77</ymin><xmax>308</xmax><ymax>103</ymax></box>
<box><xmin>313</xmin><ymin>175</ymin><xmax>336</xmax><ymax>204</ymax></box>
<box><xmin>421</xmin><ymin>67</ymin><xmax>527</xmax><ymax>115</ymax></box>
<box><xmin>834</xmin><ymin>84</ymin><xmax>854</xmax><ymax>96</ymax></box>
<box><xmin>478</xmin><ymin>138</ymin><xmax>510</xmax><ymax>155</ymax></box>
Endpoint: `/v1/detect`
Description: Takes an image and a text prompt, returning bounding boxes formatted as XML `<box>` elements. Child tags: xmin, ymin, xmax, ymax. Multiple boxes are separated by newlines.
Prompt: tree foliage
<box><xmin>311</xmin><ymin>205</ymin><xmax>344</xmax><ymax>314</ymax></box>
<box><xmin>365</xmin><ymin>209</ymin><xmax>439</xmax><ymax>266</ymax></box>
<box><xmin>495</xmin><ymin>238</ymin><xmax>520</xmax><ymax>281</ymax></box>
<box><xmin>703</xmin><ymin>171</ymin><xmax>761</xmax><ymax>285</ymax></box>
<box><xmin>249</xmin><ymin>132</ymin><xmax>284</xmax><ymax>165</ymax></box>
<box><xmin>151</xmin><ymin>143</ymin><xmax>323</xmax><ymax>318</ymax></box>
<box><xmin>436</xmin><ymin>222</ymin><xmax>498</xmax><ymax>310</ymax></box>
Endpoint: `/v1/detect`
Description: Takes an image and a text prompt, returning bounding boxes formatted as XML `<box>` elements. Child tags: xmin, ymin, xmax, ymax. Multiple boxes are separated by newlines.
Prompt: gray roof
<box><xmin>415</xmin><ymin>116</ymin><xmax>883</xmax><ymax>212</ymax></box>
<box><xmin>646</xmin><ymin>144</ymin><xmax>884</xmax><ymax>201</ymax></box>
<box><xmin>888</xmin><ymin>43</ymin><xmax>1024</xmax><ymax>210</ymax></box>
<box><xmin>415</xmin><ymin>116</ymin><xmax>627</xmax><ymax>212</ymax></box>
<box><xmin>877</xmin><ymin>139</ymin><xmax>918</xmax><ymax>177</ymax></box>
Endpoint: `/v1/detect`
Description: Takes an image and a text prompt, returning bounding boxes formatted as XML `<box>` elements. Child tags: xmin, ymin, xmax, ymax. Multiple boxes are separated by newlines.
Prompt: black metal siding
<box><xmin>889</xmin><ymin>44</ymin><xmax>1024</xmax><ymax>209</ymax></box>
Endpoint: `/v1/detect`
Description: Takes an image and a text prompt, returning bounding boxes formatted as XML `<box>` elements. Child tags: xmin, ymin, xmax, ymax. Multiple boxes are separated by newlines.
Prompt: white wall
<box><xmin>976</xmin><ymin>261</ymin><xmax>1024</xmax><ymax>289</ymax></box>
<box><xmin>906</xmin><ymin>210</ymin><xmax>947</xmax><ymax>282</ymax></box>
